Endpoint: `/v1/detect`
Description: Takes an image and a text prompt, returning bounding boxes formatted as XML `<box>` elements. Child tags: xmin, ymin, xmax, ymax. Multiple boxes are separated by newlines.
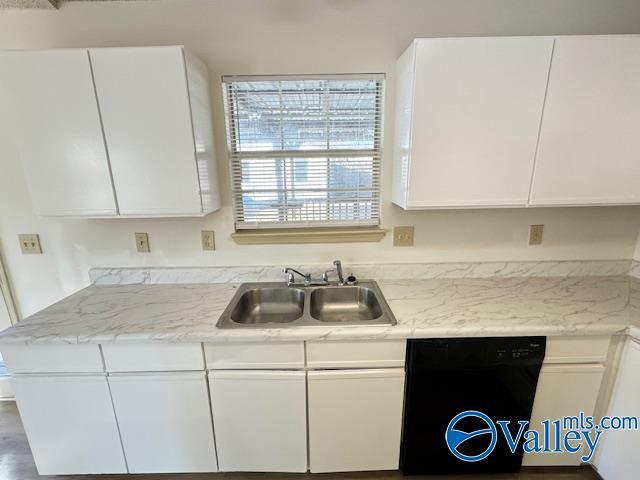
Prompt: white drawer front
<box><xmin>204</xmin><ymin>342</ymin><xmax>305</xmax><ymax>370</ymax></box>
<box><xmin>306</xmin><ymin>340</ymin><xmax>406</xmax><ymax>369</ymax></box>
<box><xmin>0</xmin><ymin>344</ymin><xmax>103</xmax><ymax>374</ymax></box>
<box><xmin>544</xmin><ymin>336</ymin><xmax>611</xmax><ymax>364</ymax></box>
<box><xmin>101</xmin><ymin>343</ymin><xmax>204</xmax><ymax>372</ymax></box>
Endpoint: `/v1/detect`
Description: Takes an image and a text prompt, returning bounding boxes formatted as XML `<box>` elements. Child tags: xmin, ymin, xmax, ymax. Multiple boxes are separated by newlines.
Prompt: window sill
<box><xmin>231</xmin><ymin>227</ymin><xmax>387</xmax><ymax>245</ymax></box>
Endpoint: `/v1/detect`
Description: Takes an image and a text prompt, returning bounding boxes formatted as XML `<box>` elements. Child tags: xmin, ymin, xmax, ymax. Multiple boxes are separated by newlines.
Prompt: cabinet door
<box><xmin>209</xmin><ymin>370</ymin><xmax>307</xmax><ymax>472</ymax></box>
<box><xmin>108</xmin><ymin>372</ymin><xmax>217</xmax><ymax>473</ymax></box>
<box><xmin>523</xmin><ymin>364</ymin><xmax>604</xmax><ymax>466</ymax></box>
<box><xmin>307</xmin><ymin>368</ymin><xmax>405</xmax><ymax>472</ymax></box>
<box><xmin>531</xmin><ymin>36</ymin><xmax>640</xmax><ymax>205</ymax></box>
<box><xmin>0</xmin><ymin>50</ymin><xmax>117</xmax><ymax>217</ymax></box>
<box><xmin>89</xmin><ymin>46</ymin><xmax>202</xmax><ymax>216</ymax></box>
<box><xmin>595</xmin><ymin>339</ymin><xmax>640</xmax><ymax>478</ymax></box>
<box><xmin>400</xmin><ymin>37</ymin><xmax>552</xmax><ymax>208</ymax></box>
<box><xmin>10</xmin><ymin>374</ymin><xmax>126</xmax><ymax>475</ymax></box>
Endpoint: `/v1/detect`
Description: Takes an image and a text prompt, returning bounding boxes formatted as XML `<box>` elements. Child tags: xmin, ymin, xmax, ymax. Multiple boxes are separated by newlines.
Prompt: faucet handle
<box><xmin>284</xmin><ymin>267</ymin><xmax>311</xmax><ymax>286</ymax></box>
<box><xmin>322</xmin><ymin>269</ymin><xmax>333</xmax><ymax>283</ymax></box>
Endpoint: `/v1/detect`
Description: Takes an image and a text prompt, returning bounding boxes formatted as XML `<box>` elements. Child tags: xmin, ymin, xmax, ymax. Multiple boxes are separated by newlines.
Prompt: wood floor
<box><xmin>0</xmin><ymin>401</ymin><xmax>601</xmax><ymax>480</ymax></box>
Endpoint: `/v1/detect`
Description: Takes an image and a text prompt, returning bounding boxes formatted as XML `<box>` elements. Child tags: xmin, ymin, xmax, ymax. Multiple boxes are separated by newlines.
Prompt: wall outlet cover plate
<box><xmin>529</xmin><ymin>224</ymin><xmax>544</xmax><ymax>245</ymax></box>
<box><xmin>18</xmin><ymin>234</ymin><xmax>42</xmax><ymax>254</ymax></box>
<box><xmin>135</xmin><ymin>232</ymin><xmax>150</xmax><ymax>253</ymax></box>
<box><xmin>393</xmin><ymin>226</ymin><xmax>415</xmax><ymax>247</ymax></box>
<box><xmin>201</xmin><ymin>230</ymin><xmax>215</xmax><ymax>251</ymax></box>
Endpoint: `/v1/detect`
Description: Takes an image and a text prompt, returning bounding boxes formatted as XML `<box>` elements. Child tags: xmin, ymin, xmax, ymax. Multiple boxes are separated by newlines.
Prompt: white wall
<box><xmin>1</xmin><ymin>0</ymin><xmax>640</xmax><ymax>317</ymax></box>
<box><xmin>0</xmin><ymin>293</ymin><xmax>11</xmax><ymax>331</ymax></box>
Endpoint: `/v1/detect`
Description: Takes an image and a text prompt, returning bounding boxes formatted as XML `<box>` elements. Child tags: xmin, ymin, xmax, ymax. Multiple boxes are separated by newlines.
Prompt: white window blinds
<box><xmin>222</xmin><ymin>74</ymin><xmax>384</xmax><ymax>229</ymax></box>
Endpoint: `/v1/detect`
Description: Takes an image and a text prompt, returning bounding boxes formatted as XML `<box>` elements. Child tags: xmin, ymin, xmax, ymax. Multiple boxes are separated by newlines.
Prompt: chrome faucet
<box><xmin>333</xmin><ymin>259</ymin><xmax>345</xmax><ymax>285</ymax></box>
<box><xmin>284</xmin><ymin>260</ymin><xmax>346</xmax><ymax>287</ymax></box>
<box><xmin>284</xmin><ymin>267</ymin><xmax>311</xmax><ymax>287</ymax></box>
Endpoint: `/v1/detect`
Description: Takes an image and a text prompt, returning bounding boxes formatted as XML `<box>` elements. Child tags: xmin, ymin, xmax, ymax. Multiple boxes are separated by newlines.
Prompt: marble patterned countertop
<box><xmin>0</xmin><ymin>274</ymin><xmax>634</xmax><ymax>345</ymax></box>
<box><xmin>629</xmin><ymin>275</ymin><xmax>640</xmax><ymax>341</ymax></box>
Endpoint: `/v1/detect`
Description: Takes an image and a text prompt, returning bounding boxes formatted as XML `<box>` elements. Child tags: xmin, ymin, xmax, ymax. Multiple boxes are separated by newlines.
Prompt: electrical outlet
<box><xmin>529</xmin><ymin>224</ymin><xmax>544</xmax><ymax>245</ymax></box>
<box><xmin>18</xmin><ymin>234</ymin><xmax>42</xmax><ymax>254</ymax></box>
<box><xmin>201</xmin><ymin>230</ymin><xmax>215</xmax><ymax>251</ymax></box>
<box><xmin>135</xmin><ymin>232</ymin><xmax>150</xmax><ymax>253</ymax></box>
<box><xmin>394</xmin><ymin>226</ymin><xmax>415</xmax><ymax>247</ymax></box>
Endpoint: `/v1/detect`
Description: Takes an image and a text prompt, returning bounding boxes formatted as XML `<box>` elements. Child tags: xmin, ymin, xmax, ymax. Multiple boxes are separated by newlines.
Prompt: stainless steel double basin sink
<box><xmin>216</xmin><ymin>281</ymin><xmax>397</xmax><ymax>328</ymax></box>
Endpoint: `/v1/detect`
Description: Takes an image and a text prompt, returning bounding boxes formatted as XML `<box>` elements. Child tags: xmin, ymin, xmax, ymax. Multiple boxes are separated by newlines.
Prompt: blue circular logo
<box><xmin>445</xmin><ymin>410</ymin><xmax>497</xmax><ymax>462</ymax></box>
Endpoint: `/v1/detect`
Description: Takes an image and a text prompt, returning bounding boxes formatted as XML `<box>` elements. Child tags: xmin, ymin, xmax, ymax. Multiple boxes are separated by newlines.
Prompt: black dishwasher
<box><xmin>401</xmin><ymin>337</ymin><xmax>546</xmax><ymax>475</ymax></box>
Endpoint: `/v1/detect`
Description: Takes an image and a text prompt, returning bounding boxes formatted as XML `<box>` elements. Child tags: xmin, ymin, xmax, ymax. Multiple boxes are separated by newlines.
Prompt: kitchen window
<box><xmin>222</xmin><ymin>74</ymin><xmax>384</xmax><ymax>230</ymax></box>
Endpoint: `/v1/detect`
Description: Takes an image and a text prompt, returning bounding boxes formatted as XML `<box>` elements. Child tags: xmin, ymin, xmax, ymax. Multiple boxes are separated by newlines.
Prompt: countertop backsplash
<box><xmin>629</xmin><ymin>260</ymin><xmax>640</xmax><ymax>279</ymax></box>
<box><xmin>89</xmin><ymin>260</ymin><xmax>633</xmax><ymax>285</ymax></box>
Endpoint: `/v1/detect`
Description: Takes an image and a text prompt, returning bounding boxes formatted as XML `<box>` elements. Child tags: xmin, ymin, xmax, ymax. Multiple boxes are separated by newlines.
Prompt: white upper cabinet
<box><xmin>89</xmin><ymin>46</ymin><xmax>219</xmax><ymax>216</ymax></box>
<box><xmin>1</xmin><ymin>46</ymin><xmax>220</xmax><ymax>217</ymax></box>
<box><xmin>392</xmin><ymin>37</ymin><xmax>553</xmax><ymax>209</ymax></box>
<box><xmin>530</xmin><ymin>36</ymin><xmax>640</xmax><ymax>205</ymax></box>
<box><xmin>393</xmin><ymin>35</ymin><xmax>640</xmax><ymax>210</ymax></box>
<box><xmin>0</xmin><ymin>49</ymin><xmax>117</xmax><ymax>217</ymax></box>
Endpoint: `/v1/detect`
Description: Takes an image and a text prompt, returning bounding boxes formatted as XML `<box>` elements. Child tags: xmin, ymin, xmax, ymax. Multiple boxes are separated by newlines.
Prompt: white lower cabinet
<box><xmin>108</xmin><ymin>372</ymin><xmax>217</xmax><ymax>473</ymax></box>
<box><xmin>9</xmin><ymin>338</ymin><xmax>615</xmax><ymax>474</ymax></box>
<box><xmin>11</xmin><ymin>374</ymin><xmax>127</xmax><ymax>475</ymax></box>
<box><xmin>307</xmin><ymin>368</ymin><xmax>405</xmax><ymax>473</ymax></box>
<box><xmin>595</xmin><ymin>339</ymin><xmax>640</xmax><ymax>479</ymax></box>
<box><xmin>523</xmin><ymin>363</ymin><xmax>604</xmax><ymax>466</ymax></box>
<box><xmin>209</xmin><ymin>370</ymin><xmax>307</xmax><ymax>472</ymax></box>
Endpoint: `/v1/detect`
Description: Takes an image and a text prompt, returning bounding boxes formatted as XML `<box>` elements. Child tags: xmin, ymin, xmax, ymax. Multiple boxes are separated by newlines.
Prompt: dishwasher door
<box><xmin>401</xmin><ymin>337</ymin><xmax>545</xmax><ymax>475</ymax></box>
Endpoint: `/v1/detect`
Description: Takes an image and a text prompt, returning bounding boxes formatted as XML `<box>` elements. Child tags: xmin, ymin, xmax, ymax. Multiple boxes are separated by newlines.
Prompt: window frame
<box><xmin>222</xmin><ymin>74</ymin><xmax>385</xmax><ymax>230</ymax></box>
